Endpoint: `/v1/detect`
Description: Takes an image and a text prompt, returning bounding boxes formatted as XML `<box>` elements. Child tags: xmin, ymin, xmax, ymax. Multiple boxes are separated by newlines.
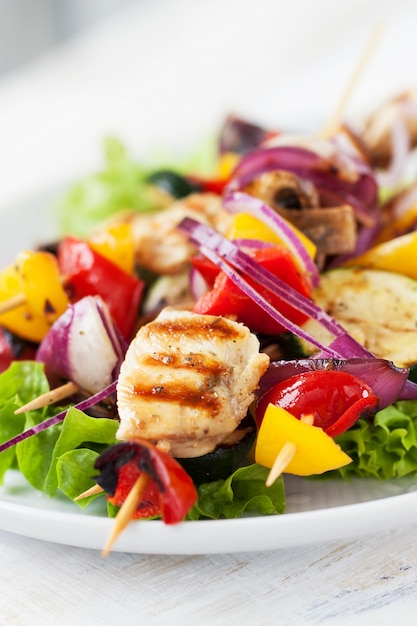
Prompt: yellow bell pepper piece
<box><xmin>255</xmin><ymin>404</ymin><xmax>352</xmax><ymax>476</ymax></box>
<box><xmin>226</xmin><ymin>212</ymin><xmax>316</xmax><ymax>260</ymax></box>
<box><xmin>0</xmin><ymin>250</ymin><xmax>69</xmax><ymax>343</ymax></box>
<box><xmin>217</xmin><ymin>152</ymin><xmax>240</xmax><ymax>179</ymax></box>
<box><xmin>344</xmin><ymin>231</ymin><xmax>417</xmax><ymax>280</ymax></box>
<box><xmin>89</xmin><ymin>223</ymin><xmax>135</xmax><ymax>275</ymax></box>
<box><xmin>374</xmin><ymin>200</ymin><xmax>417</xmax><ymax>244</ymax></box>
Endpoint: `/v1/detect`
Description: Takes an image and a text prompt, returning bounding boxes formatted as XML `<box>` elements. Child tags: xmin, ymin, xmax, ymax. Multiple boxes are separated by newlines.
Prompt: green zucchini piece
<box><xmin>177</xmin><ymin>419</ymin><xmax>256</xmax><ymax>485</ymax></box>
<box><xmin>260</xmin><ymin>332</ymin><xmax>312</xmax><ymax>361</ymax></box>
<box><xmin>147</xmin><ymin>170</ymin><xmax>201</xmax><ymax>199</ymax></box>
<box><xmin>301</xmin><ymin>267</ymin><xmax>417</xmax><ymax>368</ymax></box>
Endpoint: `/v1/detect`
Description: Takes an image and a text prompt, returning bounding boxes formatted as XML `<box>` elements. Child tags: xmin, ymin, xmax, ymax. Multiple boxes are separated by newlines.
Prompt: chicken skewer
<box><xmin>115</xmin><ymin>307</ymin><xmax>269</xmax><ymax>458</ymax></box>
<box><xmin>71</xmin><ymin>308</ymin><xmax>270</xmax><ymax>554</ymax></box>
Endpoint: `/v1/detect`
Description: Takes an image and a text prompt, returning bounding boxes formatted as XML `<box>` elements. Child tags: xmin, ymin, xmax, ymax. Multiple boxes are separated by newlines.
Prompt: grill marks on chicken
<box><xmin>116</xmin><ymin>308</ymin><xmax>270</xmax><ymax>458</ymax></box>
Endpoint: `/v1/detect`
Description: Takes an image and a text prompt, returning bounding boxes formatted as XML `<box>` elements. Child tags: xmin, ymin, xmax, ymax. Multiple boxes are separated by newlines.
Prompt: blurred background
<box><xmin>0</xmin><ymin>0</ymin><xmax>416</xmax><ymax>208</ymax></box>
<box><xmin>0</xmin><ymin>0</ymin><xmax>138</xmax><ymax>75</ymax></box>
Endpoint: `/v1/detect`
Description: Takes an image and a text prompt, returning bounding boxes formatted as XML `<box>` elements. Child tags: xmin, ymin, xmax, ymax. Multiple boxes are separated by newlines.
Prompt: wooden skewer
<box><xmin>14</xmin><ymin>381</ymin><xmax>80</xmax><ymax>414</ymax></box>
<box><xmin>265</xmin><ymin>441</ymin><xmax>297</xmax><ymax>487</ymax></box>
<box><xmin>265</xmin><ymin>413</ymin><xmax>315</xmax><ymax>487</ymax></box>
<box><xmin>74</xmin><ymin>483</ymin><xmax>104</xmax><ymax>502</ymax></box>
<box><xmin>101</xmin><ymin>472</ymin><xmax>150</xmax><ymax>557</ymax></box>
<box><xmin>318</xmin><ymin>22</ymin><xmax>385</xmax><ymax>140</ymax></box>
<box><xmin>0</xmin><ymin>272</ymin><xmax>69</xmax><ymax>318</ymax></box>
<box><xmin>0</xmin><ymin>293</ymin><xmax>26</xmax><ymax>316</ymax></box>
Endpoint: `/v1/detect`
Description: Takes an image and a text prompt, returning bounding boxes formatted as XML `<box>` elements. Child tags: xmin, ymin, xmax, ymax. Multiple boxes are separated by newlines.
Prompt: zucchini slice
<box><xmin>301</xmin><ymin>267</ymin><xmax>417</xmax><ymax>368</ymax></box>
<box><xmin>177</xmin><ymin>418</ymin><xmax>256</xmax><ymax>485</ymax></box>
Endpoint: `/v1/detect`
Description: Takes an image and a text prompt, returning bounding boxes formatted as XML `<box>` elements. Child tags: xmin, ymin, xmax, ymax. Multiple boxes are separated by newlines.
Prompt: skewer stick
<box><xmin>265</xmin><ymin>442</ymin><xmax>297</xmax><ymax>487</ymax></box>
<box><xmin>102</xmin><ymin>473</ymin><xmax>150</xmax><ymax>557</ymax></box>
<box><xmin>0</xmin><ymin>273</ymin><xmax>69</xmax><ymax>317</ymax></box>
<box><xmin>0</xmin><ymin>293</ymin><xmax>26</xmax><ymax>315</ymax></box>
<box><xmin>14</xmin><ymin>381</ymin><xmax>80</xmax><ymax>414</ymax></box>
<box><xmin>74</xmin><ymin>483</ymin><xmax>104</xmax><ymax>501</ymax></box>
<box><xmin>265</xmin><ymin>413</ymin><xmax>315</xmax><ymax>487</ymax></box>
<box><xmin>318</xmin><ymin>22</ymin><xmax>385</xmax><ymax>139</ymax></box>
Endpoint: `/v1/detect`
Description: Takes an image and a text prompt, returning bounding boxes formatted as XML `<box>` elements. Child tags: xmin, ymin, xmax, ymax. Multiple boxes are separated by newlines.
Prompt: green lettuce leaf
<box><xmin>57</xmin><ymin>137</ymin><xmax>157</xmax><ymax>237</ymax></box>
<box><xmin>16</xmin><ymin>407</ymin><xmax>62</xmax><ymax>491</ymax></box>
<box><xmin>56</xmin><ymin>448</ymin><xmax>102</xmax><ymax>509</ymax></box>
<box><xmin>56</xmin><ymin>135</ymin><xmax>217</xmax><ymax>238</ymax></box>
<box><xmin>330</xmin><ymin>400</ymin><xmax>417</xmax><ymax>480</ymax></box>
<box><xmin>0</xmin><ymin>365</ymin><xmax>285</xmax><ymax>521</ymax></box>
<box><xmin>44</xmin><ymin>407</ymin><xmax>118</xmax><ymax>495</ymax></box>
<box><xmin>0</xmin><ymin>361</ymin><xmax>51</xmax><ymax>484</ymax></box>
<box><xmin>0</xmin><ymin>362</ymin><xmax>118</xmax><ymax>497</ymax></box>
<box><xmin>187</xmin><ymin>463</ymin><xmax>286</xmax><ymax>520</ymax></box>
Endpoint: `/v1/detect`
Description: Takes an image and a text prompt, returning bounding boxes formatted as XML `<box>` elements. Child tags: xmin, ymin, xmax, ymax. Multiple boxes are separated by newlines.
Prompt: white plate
<box><xmin>1</xmin><ymin>190</ymin><xmax>417</xmax><ymax>555</ymax></box>
<box><xmin>1</xmin><ymin>471</ymin><xmax>417</xmax><ymax>554</ymax></box>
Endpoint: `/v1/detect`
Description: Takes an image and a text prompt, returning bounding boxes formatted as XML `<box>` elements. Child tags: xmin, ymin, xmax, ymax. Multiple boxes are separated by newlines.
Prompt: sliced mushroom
<box><xmin>243</xmin><ymin>170</ymin><xmax>356</xmax><ymax>257</ymax></box>
<box><xmin>277</xmin><ymin>205</ymin><xmax>357</xmax><ymax>256</ymax></box>
<box><xmin>243</xmin><ymin>170</ymin><xmax>320</xmax><ymax>210</ymax></box>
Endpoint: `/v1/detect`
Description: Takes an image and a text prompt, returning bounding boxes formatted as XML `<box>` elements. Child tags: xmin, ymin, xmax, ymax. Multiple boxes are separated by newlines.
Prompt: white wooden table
<box><xmin>1</xmin><ymin>2</ymin><xmax>417</xmax><ymax>623</ymax></box>
<box><xmin>1</xmin><ymin>526</ymin><xmax>417</xmax><ymax>625</ymax></box>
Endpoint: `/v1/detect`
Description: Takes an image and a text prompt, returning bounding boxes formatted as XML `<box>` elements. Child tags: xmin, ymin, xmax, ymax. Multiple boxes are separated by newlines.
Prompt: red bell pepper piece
<box><xmin>191</xmin><ymin>253</ymin><xmax>222</xmax><ymax>288</ymax></box>
<box><xmin>192</xmin><ymin>246</ymin><xmax>312</xmax><ymax>335</ymax></box>
<box><xmin>58</xmin><ymin>237</ymin><xmax>144</xmax><ymax>341</ymax></box>
<box><xmin>94</xmin><ymin>439</ymin><xmax>197</xmax><ymax>523</ymax></box>
<box><xmin>255</xmin><ymin>370</ymin><xmax>379</xmax><ymax>438</ymax></box>
<box><xmin>186</xmin><ymin>175</ymin><xmax>230</xmax><ymax>195</ymax></box>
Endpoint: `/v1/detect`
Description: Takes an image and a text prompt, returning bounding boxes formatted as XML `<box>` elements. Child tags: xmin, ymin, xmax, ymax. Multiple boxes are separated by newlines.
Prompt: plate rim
<box><xmin>1</xmin><ymin>474</ymin><xmax>417</xmax><ymax>554</ymax></box>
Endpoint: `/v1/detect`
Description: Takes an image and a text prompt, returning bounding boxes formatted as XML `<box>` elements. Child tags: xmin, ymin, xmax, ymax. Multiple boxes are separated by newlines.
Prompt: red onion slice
<box><xmin>180</xmin><ymin>220</ymin><xmax>417</xmax><ymax>404</ymax></box>
<box><xmin>179</xmin><ymin>217</ymin><xmax>373</xmax><ymax>358</ymax></box>
<box><xmin>219</xmin><ymin>115</ymin><xmax>271</xmax><ymax>154</ymax></box>
<box><xmin>223</xmin><ymin>191</ymin><xmax>320</xmax><ymax>287</ymax></box>
<box><xmin>0</xmin><ymin>381</ymin><xmax>117</xmax><ymax>454</ymax></box>
<box><xmin>226</xmin><ymin>145</ymin><xmax>378</xmax><ymax>225</ymax></box>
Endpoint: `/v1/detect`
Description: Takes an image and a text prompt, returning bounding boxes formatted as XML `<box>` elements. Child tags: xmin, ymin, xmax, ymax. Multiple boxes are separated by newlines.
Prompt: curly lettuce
<box><xmin>331</xmin><ymin>400</ymin><xmax>417</xmax><ymax>480</ymax></box>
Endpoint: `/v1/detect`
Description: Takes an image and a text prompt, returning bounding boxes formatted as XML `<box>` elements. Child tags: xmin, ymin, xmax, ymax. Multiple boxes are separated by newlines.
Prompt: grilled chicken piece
<box><xmin>131</xmin><ymin>193</ymin><xmax>232</xmax><ymax>275</ymax></box>
<box><xmin>116</xmin><ymin>308</ymin><xmax>270</xmax><ymax>458</ymax></box>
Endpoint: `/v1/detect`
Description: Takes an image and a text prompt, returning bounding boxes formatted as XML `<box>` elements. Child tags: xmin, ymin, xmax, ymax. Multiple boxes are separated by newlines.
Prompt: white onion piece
<box><xmin>37</xmin><ymin>296</ymin><xmax>126</xmax><ymax>394</ymax></box>
<box><xmin>69</xmin><ymin>301</ymin><xmax>121</xmax><ymax>393</ymax></box>
<box><xmin>189</xmin><ymin>266</ymin><xmax>209</xmax><ymax>301</ymax></box>
<box><xmin>377</xmin><ymin>115</ymin><xmax>410</xmax><ymax>189</ymax></box>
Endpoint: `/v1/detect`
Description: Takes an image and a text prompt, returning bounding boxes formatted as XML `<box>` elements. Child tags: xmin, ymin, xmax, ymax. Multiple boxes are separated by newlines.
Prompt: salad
<box><xmin>1</xmin><ymin>88</ymin><xmax>417</xmax><ymax>554</ymax></box>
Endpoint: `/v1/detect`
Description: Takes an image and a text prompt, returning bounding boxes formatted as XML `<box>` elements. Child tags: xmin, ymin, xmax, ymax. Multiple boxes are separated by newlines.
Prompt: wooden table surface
<box><xmin>1</xmin><ymin>524</ymin><xmax>417</xmax><ymax>625</ymax></box>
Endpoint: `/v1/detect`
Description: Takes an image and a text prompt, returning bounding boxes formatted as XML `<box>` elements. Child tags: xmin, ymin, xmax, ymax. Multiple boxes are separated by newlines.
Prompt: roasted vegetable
<box><xmin>301</xmin><ymin>267</ymin><xmax>417</xmax><ymax>368</ymax></box>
